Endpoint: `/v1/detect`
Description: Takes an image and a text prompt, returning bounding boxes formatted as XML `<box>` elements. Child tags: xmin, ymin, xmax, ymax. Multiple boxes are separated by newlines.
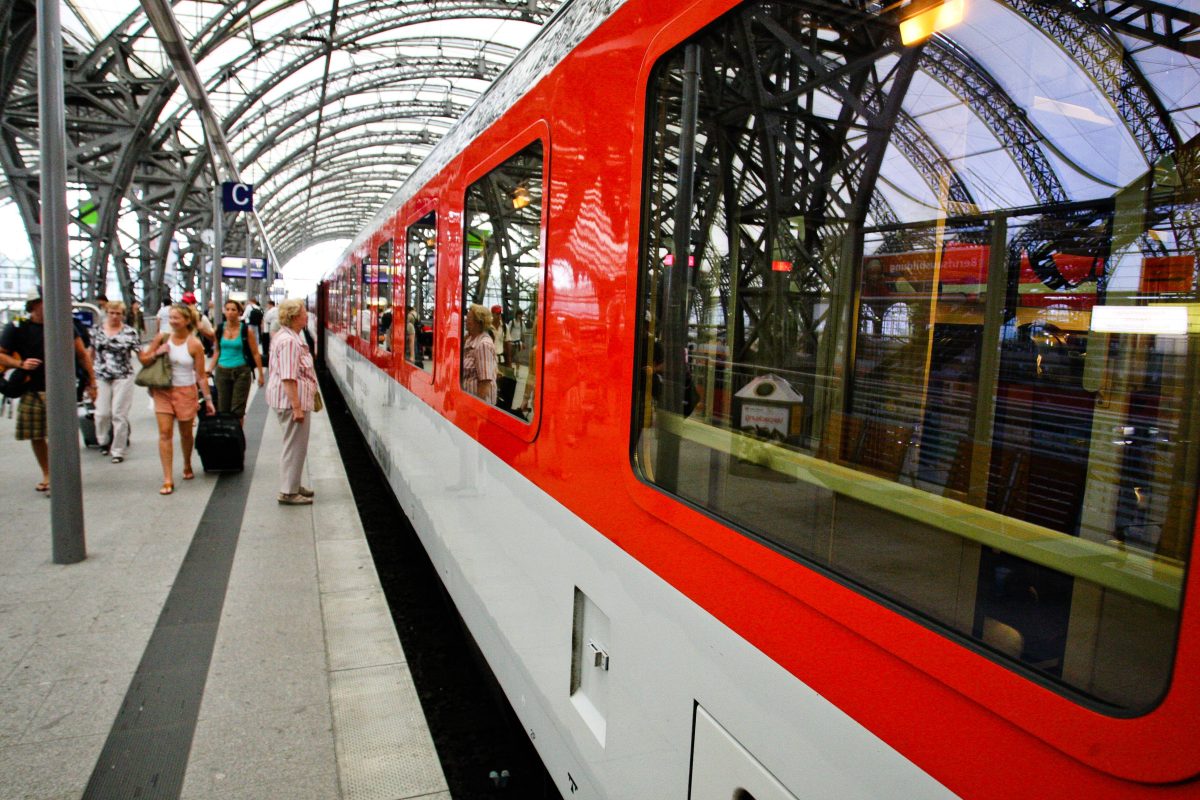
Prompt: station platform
<box><xmin>0</xmin><ymin>386</ymin><xmax>449</xmax><ymax>800</ymax></box>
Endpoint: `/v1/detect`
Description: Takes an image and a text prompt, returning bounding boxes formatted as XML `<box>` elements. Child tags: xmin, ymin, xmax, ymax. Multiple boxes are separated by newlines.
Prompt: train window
<box><xmin>633</xmin><ymin>0</ymin><xmax>1197</xmax><ymax>713</ymax></box>
<box><xmin>405</xmin><ymin>212</ymin><xmax>437</xmax><ymax>373</ymax></box>
<box><xmin>462</xmin><ymin>141</ymin><xmax>543</xmax><ymax>420</ymax></box>
<box><xmin>344</xmin><ymin>263</ymin><xmax>352</xmax><ymax>333</ymax></box>
<box><xmin>348</xmin><ymin>261</ymin><xmax>355</xmax><ymax>340</ymax></box>
<box><xmin>376</xmin><ymin>239</ymin><xmax>395</xmax><ymax>354</ymax></box>
<box><xmin>358</xmin><ymin>257</ymin><xmax>371</xmax><ymax>342</ymax></box>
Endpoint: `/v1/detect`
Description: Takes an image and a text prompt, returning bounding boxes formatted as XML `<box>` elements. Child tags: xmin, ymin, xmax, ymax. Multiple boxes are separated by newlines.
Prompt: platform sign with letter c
<box><xmin>222</xmin><ymin>181</ymin><xmax>254</xmax><ymax>212</ymax></box>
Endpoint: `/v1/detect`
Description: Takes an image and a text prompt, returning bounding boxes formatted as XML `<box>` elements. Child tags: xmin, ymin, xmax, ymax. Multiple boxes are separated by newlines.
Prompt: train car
<box><xmin>317</xmin><ymin>0</ymin><xmax>1200</xmax><ymax>797</ymax></box>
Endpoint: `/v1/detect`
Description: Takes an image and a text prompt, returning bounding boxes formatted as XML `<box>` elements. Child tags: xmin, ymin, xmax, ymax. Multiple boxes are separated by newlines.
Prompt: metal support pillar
<box><xmin>140</xmin><ymin>192</ymin><xmax>158</xmax><ymax>311</ymax></box>
<box><xmin>38</xmin><ymin>0</ymin><xmax>87</xmax><ymax>563</ymax></box>
<box><xmin>245</xmin><ymin>216</ymin><xmax>254</xmax><ymax>302</ymax></box>
<box><xmin>212</xmin><ymin>188</ymin><xmax>223</xmax><ymax>317</ymax></box>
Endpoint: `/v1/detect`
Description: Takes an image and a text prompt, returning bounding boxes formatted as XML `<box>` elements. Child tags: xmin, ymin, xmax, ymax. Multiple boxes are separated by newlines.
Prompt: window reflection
<box><xmin>462</xmin><ymin>141</ymin><xmax>544</xmax><ymax>420</ymax></box>
<box><xmin>376</xmin><ymin>240</ymin><xmax>394</xmax><ymax>353</ymax></box>
<box><xmin>633</xmin><ymin>0</ymin><xmax>1197</xmax><ymax>711</ymax></box>
<box><xmin>405</xmin><ymin>213</ymin><xmax>437</xmax><ymax>373</ymax></box>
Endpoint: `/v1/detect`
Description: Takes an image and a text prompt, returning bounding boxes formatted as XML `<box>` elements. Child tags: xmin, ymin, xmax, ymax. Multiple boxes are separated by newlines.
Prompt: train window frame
<box><xmin>458</xmin><ymin>120</ymin><xmax>550</xmax><ymax>443</ymax></box>
<box><xmin>334</xmin><ymin>266</ymin><xmax>342</xmax><ymax>331</ymax></box>
<box><xmin>402</xmin><ymin>204</ymin><xmax>439</xmax><ymax>383</ymax></box>
<box><xmin>373</xmin><ymin>234</ymin><xmax>396</xmax><ymax>363</ymax></box>
<box><xmin>622</xmin><ymin>0</ymin><xmax>1200</xmax><ymax>783</ymax></box>
<box><xmin>365</xmin><ymin>242</ymin><xmax>379</xmax><ymax>358</ymax></box>
<box><xmin>333</xmin><ymin>264</ymin><xmax>342</xmax><ymax>331</ymax></box>
<box><xmin>341</xmin><ymin>261</ymin><xmax>351</xmax><ymax>334</ymax></box>
<box><xmin>347</xmin><ymin>257</ymin><xmax>359</xmax><ymax>343</ymax></box>
<box><xmin>359</xmin><ymin>253</ymin><xmax>374</xmax><ymax>349</ymax></box>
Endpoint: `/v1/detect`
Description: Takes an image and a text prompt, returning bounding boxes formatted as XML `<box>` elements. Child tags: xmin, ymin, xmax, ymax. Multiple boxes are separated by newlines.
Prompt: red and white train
<box><xmin>317</xmin><ymin>0</ymin><xmax>1200</xmax><ymax>796</ymax></box>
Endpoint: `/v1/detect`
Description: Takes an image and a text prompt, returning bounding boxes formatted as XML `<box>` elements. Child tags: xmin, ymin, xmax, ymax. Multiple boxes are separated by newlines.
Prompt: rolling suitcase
<box><xmin>195</xmin><ymin>412</ymin><xmax>245</xmax><ymax>473</ymax></box>
<box><xmin>78</xmin><ymin>402</ymin><xmax>99</xmax><ymax>448</ymax></box>
<box><xmin>496</xmin><ymin>374</ymin><xmax>517</xmax><ymax>410</ymax></box>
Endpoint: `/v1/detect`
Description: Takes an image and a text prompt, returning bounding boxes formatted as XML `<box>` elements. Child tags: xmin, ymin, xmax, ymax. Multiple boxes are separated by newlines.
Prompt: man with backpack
<box><xmin>242</xmin><ymin>297</ymin><xmax>265</xmax><ymax>361</ymax></box>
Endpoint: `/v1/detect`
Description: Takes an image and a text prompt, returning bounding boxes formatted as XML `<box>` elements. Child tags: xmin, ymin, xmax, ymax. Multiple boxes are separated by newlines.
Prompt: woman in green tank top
<box><xmin>212</xmin><ymin>299</ymin><xmax>263</xmax><ymax>420</ymax></box>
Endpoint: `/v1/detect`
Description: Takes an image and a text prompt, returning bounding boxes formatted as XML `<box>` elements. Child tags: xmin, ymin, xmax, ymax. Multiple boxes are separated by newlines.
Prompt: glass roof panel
<box><xmin>876</xmin><ymin>146</ymin><xmax>941</xmax><ymax>216</ymax></box>
<box><xmin>948</xmin><ymin>0</ymin><xmax>1147</xmax><ymax>192</ymax></box>
<box><xmin>1127</xmin><ymin>42</ymin><xmax>1200</xmax><ymax>143</ymax></box>
<box><xmin>902</xmin><ymin>70</ymin><xmax>1037</xmax><ymax>211</ymax></box>
<box><xmin>68</xmin><ymin>0</ymin><xmax>140</xmax><ymax>38</ymax></box>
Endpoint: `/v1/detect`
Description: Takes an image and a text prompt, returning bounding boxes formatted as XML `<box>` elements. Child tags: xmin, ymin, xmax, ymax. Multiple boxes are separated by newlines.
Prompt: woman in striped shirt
<box><xmin>266</xmin><ymin>299</ymin><xmax>318</xmax><ymax>505</ymax></box>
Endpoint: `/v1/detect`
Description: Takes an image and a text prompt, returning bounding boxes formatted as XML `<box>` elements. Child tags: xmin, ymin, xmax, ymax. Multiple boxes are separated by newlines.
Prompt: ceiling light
<box><xmin>899</xmin><ymin>0</ymin><xmax>965</xmax><ymax>46</ymax></box>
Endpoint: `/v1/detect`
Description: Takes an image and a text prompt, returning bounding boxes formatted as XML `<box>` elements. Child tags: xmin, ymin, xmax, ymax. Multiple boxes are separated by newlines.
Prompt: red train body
<box><xmin>319</xmin><ymin>0</ymin><xmax>1200</xmax><ymax>796</ymax></box>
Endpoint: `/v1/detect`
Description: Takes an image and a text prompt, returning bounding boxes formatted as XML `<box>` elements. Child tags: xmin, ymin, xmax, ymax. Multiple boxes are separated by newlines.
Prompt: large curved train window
<box><xmin>462</xmin><ymin>141</ymin><xmax>543</xmax><ymax>420</ymax></box>
<box><xmin>405</xmin><ymin>212</ymin><xmax>437</xmax><ymax>373</ymax></box>
<box><xmin>633</xmin><ymin>0</ymin><xmax>1199</xmax><ymax>712</ymax></box>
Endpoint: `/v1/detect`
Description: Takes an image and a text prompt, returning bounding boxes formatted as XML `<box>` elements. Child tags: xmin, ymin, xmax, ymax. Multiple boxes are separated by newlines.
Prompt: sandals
<box><xmin>35</xmin><ymin>482</ymin><xmax>49</xmax><ymax>493</ymax></box>
<box><xmin>182</xmin><ymin>467</ymin><xmax>195</xmax><ymax>480</ymax></box>
<box><xmin>159</xmin><ymin>482</ymin><xmax>174</xmax><ymax>495</ymax></box>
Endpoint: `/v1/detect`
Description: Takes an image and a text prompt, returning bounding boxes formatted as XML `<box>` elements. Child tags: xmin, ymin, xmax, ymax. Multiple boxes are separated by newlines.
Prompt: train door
<box><xmin>316</xmin><ymin>280</ymin><xmax>328</xmax><ymax>367</ymax></box>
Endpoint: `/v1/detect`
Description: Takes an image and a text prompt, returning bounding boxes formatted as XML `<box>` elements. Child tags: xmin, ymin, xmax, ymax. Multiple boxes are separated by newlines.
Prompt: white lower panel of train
<box><xmin>326</xmin><ymin>336</ymin><xmax>959</xmax><ymax>800</ymax></box>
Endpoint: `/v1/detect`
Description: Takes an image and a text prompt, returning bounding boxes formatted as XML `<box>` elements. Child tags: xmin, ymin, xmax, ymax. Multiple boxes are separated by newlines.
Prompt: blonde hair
<box><xmin>467</xmin><ymin>303</ymin><xmax>490</xmax><ymax>328</ymax></box>
<box><xmin>278</xmin><ymin>298</ymin><xmax>306</xmax><ymax>328</ymax></box>
<box><xmin>106</xmin><ymin>300</ymin><xmax>126</xmax><ymax>315</ymax></box>
<box><xmin>170</xmin><ymin>303</ymin><xmax>197</xmax><ymax>331</ymax></box>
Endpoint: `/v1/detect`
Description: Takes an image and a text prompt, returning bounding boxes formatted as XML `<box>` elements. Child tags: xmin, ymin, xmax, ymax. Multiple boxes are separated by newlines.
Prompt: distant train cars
<box><xmin>320</xmin><ymin>0</ymin><xmax>1200</xmax><ymax>797</ymax></box>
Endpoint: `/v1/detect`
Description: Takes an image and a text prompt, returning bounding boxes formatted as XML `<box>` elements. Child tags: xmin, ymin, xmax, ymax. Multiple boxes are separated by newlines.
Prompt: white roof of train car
<box><xmin>337</xmin><ymin>0</ymin><xmax>630</xmax><ymax>268</ymax></box>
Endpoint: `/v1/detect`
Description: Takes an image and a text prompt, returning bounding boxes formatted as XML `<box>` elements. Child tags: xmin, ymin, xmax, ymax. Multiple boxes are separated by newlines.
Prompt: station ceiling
<box><xmin>0</xmin><ymin>0</ymin><xmax>565</xmax><ymax>297</ymax></box>
<box><xmin>0</xmin><ymin>0</ymin><xmax>1197</xmax><ymax>302</ymax></box>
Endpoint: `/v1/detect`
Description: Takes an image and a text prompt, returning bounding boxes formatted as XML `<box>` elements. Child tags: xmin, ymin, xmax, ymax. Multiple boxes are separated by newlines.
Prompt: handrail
<box><xmin>655</xmin><ymin>412</ymin><xmax>1186</xmax><ymax>609</ymax></box>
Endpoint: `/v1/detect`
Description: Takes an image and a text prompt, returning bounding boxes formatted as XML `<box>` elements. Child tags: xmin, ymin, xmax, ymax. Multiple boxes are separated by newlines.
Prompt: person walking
<box><xmin>267</xmin><ymin>299</ymin><xmax>317</xmax><ymax>505</ymax></box>
<box><xmin>127</xmin><ymin>299</ymin><xmax>147</xmax><ymax>340</ymax></box>
<box><xmin>0</xmin><ymin>291</ymin><xmax>96</xmax><ymax>492</ymax></box>
<box><xmin>139</xmin><ymin>303</ymin><xmax>213</xmax><ymax>495</ymax></box>
<box><xmin>154</xmin><ymin>296</ymin><xmax>172</xmax><ymax>336</ymax></box>
<box><xmin>92</xmin><ymin>300</ymin><xmax>141</xmax><ymax>463</ymax></box>
<box><xmin>262</xmin><ymin>300</ymin><xmax>278</xmax><ymax>366</ymax></box>
<box><xmin>212</xmin><ymin>299</ymin><xmax>264</xmax><ymax>422</ymax></box>
<box><xmin>181</xmin><ymin>291</ymin><xmax>215</xmax><ymax>355</ymax></box>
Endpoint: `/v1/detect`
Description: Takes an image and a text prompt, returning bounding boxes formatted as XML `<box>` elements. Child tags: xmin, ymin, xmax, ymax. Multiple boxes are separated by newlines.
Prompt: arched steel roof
<box><xmin>0</xmin><ymin>0</ymin><xmax>1197</xmax><ymax>303</ymax></box>
<box><xmin>0</xmin><ymin>0</ymin><xmax>564</xmax><ymax>300</ymax></box>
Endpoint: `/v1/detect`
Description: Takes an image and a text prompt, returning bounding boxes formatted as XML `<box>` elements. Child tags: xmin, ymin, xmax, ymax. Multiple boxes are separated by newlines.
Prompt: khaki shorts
<box><xmin>152</xmin><ymin>384</ymin><xmax>199</xmax><ymax>421</ymax></box>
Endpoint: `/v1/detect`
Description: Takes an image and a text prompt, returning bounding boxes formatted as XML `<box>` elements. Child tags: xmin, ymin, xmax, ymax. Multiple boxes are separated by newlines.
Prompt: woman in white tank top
<box><xmin>138</xmin><ymin>303</ymin><xmax>214</xmax><ymax>494</ymax></box>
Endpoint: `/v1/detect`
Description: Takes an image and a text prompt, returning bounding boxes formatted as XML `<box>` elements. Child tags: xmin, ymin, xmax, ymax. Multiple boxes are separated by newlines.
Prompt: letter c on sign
<box><xmin>232</xmin><ymin>183</ymin><xmax>251</xmax><ymax>207</ymax></box>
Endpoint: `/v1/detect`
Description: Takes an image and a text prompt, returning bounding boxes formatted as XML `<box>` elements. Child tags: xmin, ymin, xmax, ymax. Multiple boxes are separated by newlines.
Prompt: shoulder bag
<box><xmin>135</xmin><ymin>339</ymin><xmax>173</xmax><ymax>389</ymax></box>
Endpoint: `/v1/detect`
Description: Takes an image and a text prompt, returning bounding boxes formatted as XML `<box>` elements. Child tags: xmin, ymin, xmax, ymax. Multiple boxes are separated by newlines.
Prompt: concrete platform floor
<box><xmin>0</xmin><ymin>386</ymin><xmax>447</xmax><ymax>800</ymax></box>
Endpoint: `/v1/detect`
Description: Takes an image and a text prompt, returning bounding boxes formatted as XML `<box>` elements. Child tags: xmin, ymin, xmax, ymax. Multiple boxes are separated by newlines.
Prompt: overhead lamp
<box><xmin>512</xmin><ymin>185</ymin><xmax>532</xmax><ymax>210</ymax></box>
<box><xmin>1091</xmin><ymin>305</ymin><xmax>1188</xmax><ymax>336</ymax></box>
<box><xmin>899</xmin><ymin>0</ymin><xmax>965</xmax><ymax>45</ymax></box>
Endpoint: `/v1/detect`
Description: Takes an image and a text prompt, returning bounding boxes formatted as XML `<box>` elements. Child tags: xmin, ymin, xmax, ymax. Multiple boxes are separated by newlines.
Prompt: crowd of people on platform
<box><xmin>0</xmin><ymin>289</ymin><xmax>318</xmax><ymax>506</ymax></box>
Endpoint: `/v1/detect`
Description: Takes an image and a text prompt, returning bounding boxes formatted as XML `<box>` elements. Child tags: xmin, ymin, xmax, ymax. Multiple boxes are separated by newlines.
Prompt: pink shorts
<box><xmin>152</xmin><ymin>384</ymin><xmax>199</xmax><ymax>421</ymax></box>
